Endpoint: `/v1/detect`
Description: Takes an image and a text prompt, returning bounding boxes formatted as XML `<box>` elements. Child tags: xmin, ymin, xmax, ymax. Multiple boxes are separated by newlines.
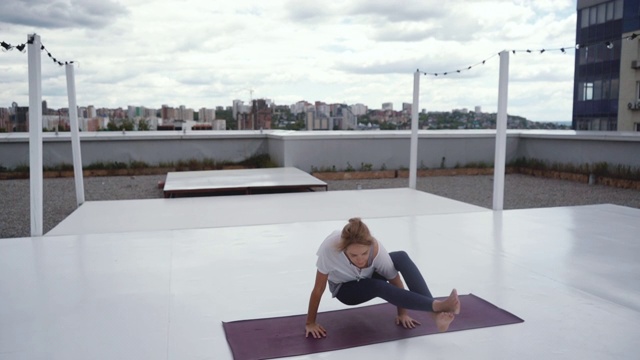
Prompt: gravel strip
<box><xmin>1</xmin><ymin>174</ymin><xmax>639</xmax><ymax>239</ymax></box>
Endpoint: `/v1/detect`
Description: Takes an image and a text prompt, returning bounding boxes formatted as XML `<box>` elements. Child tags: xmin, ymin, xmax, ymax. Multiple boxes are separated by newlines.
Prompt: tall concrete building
<box><xmin>573</xmin><ymin>0</ymin><xmax>640</xmax><ymax>131</ymax></box>
<box><xmin>199</xmin><ymin>108</ymin><xmax>215</xmax><ymax>122</ymax></box>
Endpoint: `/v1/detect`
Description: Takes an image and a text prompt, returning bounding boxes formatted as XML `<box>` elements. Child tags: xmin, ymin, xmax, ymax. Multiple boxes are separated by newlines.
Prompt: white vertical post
<box><xmin>409</xmin><ymin>70</ymin><xmax>420</xmax><ymax>189</ymax></box>
<box><xmin>66</xmin><ymin>64</ymin><xmax>85</xmax><ymax>206</ymax></box>
<box><xmin>28</xmin><ymin>33</ymin><xmax>43</xmax><ymax>236</ymax></box>
<box><xmin>492</xmin><ymin>51</ymin><xmax>510</xmax><ymax>210</ymax></box>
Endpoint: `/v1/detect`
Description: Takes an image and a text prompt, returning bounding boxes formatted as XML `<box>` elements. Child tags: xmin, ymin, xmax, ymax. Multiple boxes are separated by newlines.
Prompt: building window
<box><xmin>597</xmin><ymin>3</ymin><xmax>607</xmax><ymax>23</ymax></box>
<box><xmin>581</xmin><ymin>8</ymin><xmax>590</xmax><ymax>28</ymax></box>
<box><xmin>581</xmin><ymin>0</ymin><xmax>624</xmax><ymax>28</ymax></box>
<box><xmin>590</xmin><ymin>5</ymin><xmax>598</xmax><ymax>25</ymax></box>
<box><xmin>606</xmin><ymin>1</ymin><xmax>614</xmax><ymax>21</ymax></box>
<box><xmin>635</xmin><ymin>123</ymin><xmax>640</xmax><ymax>131</ymax></box>
<box><xmin>594</xmin><ymin>80</ymin><xmax>603</xmax><ymax>100</ymax></box>
<box><xmin>614</xmin><ymin>0</ymin><xmax>623</xmax><ymax>19</ymax></box>
<box><xmin>602</xmin><ymin>79</ymin><xmax>611</xmax><ymax>99</ymax></box>
<box><xmin>579</xmin><ymin>47</ymin><xmax>589</xmax><ymax>65</ymax></box>
<box><xmin>611</xmin><ymin>78</ymin><xmax>620</xmax><ymax>99</ymax></box>
<box><xmin>582</xmin><ymin>82</ymin><xmax>594</xmax><ymax>101</ymax></box>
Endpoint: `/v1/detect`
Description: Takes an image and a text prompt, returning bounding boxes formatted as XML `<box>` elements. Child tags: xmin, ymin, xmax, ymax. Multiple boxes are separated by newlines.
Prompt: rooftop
<box><xmin>1</xmin><ymin>171</ymin><xmax>639</xmax><ymax>359</ymax></box>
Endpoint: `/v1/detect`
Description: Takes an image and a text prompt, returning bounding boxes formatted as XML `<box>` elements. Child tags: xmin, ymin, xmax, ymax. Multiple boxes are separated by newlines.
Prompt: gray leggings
<box><xmin>336</xmin><ymin>251</ymin><xmax>435</xmax><ymax>311</ymax></box>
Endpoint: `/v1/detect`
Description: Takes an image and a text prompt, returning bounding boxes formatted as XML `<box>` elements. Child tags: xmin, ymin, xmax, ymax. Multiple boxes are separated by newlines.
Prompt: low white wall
<box><xmin>0</xmin><ymin>130</ymin><xmax>639</xmax><ymax>171</ymax></box>
<box><xmin>517</xmin><ymin>131</ymin><xmax>640</xmax><ymax>167</ymax></box>
<box><xmin>268</xmin><ymin>130</ymin><xmax>518</xmax><ymax>172</ymax></box>
<box><xmin>0</xmin><ymin>131</ymin><xmax>267</xmax><ymax>168</ymax></box>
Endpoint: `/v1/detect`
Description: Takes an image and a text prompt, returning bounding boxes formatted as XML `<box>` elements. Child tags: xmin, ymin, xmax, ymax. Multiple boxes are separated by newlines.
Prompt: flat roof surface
<box><xmin>2</xmin><ymin>190</ymin><xmax>639</xmax><ymax>359</ymax></box>
<box><xmin>47</xmin><ymin>188</ymin><xmax>487</xmax><ymax>236</ymax></box>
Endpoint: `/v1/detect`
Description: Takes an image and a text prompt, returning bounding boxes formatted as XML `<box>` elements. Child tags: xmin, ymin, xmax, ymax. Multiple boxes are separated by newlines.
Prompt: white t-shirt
<box><xmin>316</xmin><ymin>230</ymin><xmax>399</xmax><ymax>296</ymax></box>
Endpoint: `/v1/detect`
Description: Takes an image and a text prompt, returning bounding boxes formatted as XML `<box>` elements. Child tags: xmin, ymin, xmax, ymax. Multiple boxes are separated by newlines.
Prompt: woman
<box><xmin>305</xmin><ymin>217</ymin><xmax>460</xmax><ymax>338</ymax></box>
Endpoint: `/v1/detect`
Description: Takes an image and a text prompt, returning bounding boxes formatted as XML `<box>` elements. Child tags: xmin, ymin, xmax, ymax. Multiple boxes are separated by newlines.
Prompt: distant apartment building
<box><xmin>315</xmin><ymin>101</ymin><xmax>330</xmax><ymax>118</ymax></box>
<box><xmin>161</xmin><ymin>105</ymin><xmax>177</xmax><ymax>122</ymax></box>
<box><xmin>232</xmin><ymin>100</ymin><xmax>244</xmax><ymax>120</ymax></box>
<box><xmin>573</xmin><ymin>0</ymin><xmax>640</xmax><ymax>131</ymax></box>
<box><xmin>199</xmin><ymin>108</ymin><xmax>215</xmax><ymax>122</ymax></box>
<box><xmin>177</xmin><ymin>105</ymin><xmax>194</xmax><ymax>121</ymax></box>
<box><xmin>0</xmin><ymin>107</ymin><xmax>10</xmax><ymax>131</ymax></box>
<box><xmin>291</xmin><ymin>100</ymin><xmax>313</xmax><ymax>114</ymax></box>
<box><xmin>382</xmin><ymin>102</ymin><xmax>393</xmax><ymax>111</ymax></box>
<box><xmin>251</xmin><ymin>99</ymin><xmax>272</xmax><ymax>130</ymax></box>
<box><xmin>83</xmin><ymin>118</ymin><xmax>101</xmax><ymax>131</ymax></box>
<box><xmin>350</xmin><ymin>103</ymin><xmax>368</xmax><ymax>116</ymax></box>
<box><xmin>87</xmin><ymin>105</ymin><xmax>97</xmax><ymax>118</ymax></box>
<box><xmin>213</xmin><ymin>119</ymin><xmax>226</xmax><ymax>130</ymax></box>
<box><xmin>332</xmin><ymin>104</ymin><xmax>357</xmax><ymax>130</ymax></box>
<box><xmin>475</xmin><ymin>106</ymin><xmax>482</xmax><ymax>113</ymax></box>
<box><xmin>127</xmin><ymin>105</ymin><xmax>143</xmax><ymax>119</ymax></box>
<box><xmin>237</xmin><ymin>112</ymin><xmax>251</xmax><ymax>130</ymax></box>
<box><xmin>13</xmin><ymin>105</ymin><xmax>29</xmax><ymax>132</ymax></box>
<box><xmin>402</xmin><ymin>103</ymin><xmax>412</xmax><ymax>114</ymax></box>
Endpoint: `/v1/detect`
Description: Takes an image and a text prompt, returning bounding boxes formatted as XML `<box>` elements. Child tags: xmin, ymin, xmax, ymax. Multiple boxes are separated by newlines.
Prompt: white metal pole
<box><xmin>492</xmin><ymin>51</ymin><xmax>510</xmax><ymax>211</ymax></box>
<box><xmin>28</xmin><ymin>33</ymin><xmax>43</xmax><ymax>236</ymax></box>
<box><xmin>66</xmin><ymin>64</ymin><xmax>85</xmax><ymax>206</ymax></box>
<box><xmin>409</xmin><ymin>70</ymin><xmax>420</xmax><ymax>189</ymax></box>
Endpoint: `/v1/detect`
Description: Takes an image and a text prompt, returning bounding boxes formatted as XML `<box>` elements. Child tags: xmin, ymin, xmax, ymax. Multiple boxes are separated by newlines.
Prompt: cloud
<box><xmin>369</xmin><ymin>23</ymin><xmax>438</xmax><ymax>42</ymax></box>
<box><xmin>284</xmin><ymin>0</ymin><xmax>337</xmax><ymax>22</ymax></box>
<box><xmin>346</xmin><ymin>0</ymin><xmax>446</xmax><ymax>22</ymax></box>
<box><xmin>0</xmin><ymin>0</ymin><xmax>128</xmax><ymax>29</ymax></box>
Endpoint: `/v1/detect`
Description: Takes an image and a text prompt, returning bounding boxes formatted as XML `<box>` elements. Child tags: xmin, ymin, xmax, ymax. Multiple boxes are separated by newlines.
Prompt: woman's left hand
<box><xmin>395</xmin><ymin>314</ymin><xmax>421</xmax><ymax>329</ymax></box>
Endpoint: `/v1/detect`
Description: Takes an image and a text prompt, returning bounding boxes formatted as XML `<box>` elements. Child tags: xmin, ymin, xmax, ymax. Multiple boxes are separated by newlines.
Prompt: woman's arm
<box><xmin>389</xmin><ymin>274</ymin><xmax>421</xmax><ymax>328</ymax></box>
<box><xmin>305</xmin><ymin>270</ymin><xmax>329</xmax><ymax>338</ymax></box>
<box><xmin>388</xmin><ymin>275</ymin><xmax>406</xmax><ymax>315</ymax></box>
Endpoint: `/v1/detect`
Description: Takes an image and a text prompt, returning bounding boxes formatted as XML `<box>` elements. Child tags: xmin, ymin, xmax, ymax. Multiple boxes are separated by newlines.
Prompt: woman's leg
<box><xmin>388</xmin><ymin>251</ymin><xmax>432</xmax><ymax>298</ymax></box>
<box><xmin>336</xmin><ymin>277</ymin><xmax>435</xmax><ymax>311</ymax></box>
<box><xmin>337</xmin><ymin>250</ymin><xmax>459</xmax><ymax>314</ymax></box>
<box><xmin>390</xmin><ymin>250</ymin><xmax>459</xmax><ymax>314</ymax></box>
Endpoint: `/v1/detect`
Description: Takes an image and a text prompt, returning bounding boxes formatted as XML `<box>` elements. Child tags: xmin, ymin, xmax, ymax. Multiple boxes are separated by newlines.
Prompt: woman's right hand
<box><xmin>305</xmin><ymin>323</ymin><xmax>327</xmax><ymax>338</ymax></box>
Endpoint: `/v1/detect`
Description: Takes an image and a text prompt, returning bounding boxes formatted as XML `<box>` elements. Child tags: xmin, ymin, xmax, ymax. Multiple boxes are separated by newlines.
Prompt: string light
<box><xmin>418</xmin><ymin>31</ymin><xmax>640</xmax><ymax>77</ymax></box>
<box><xmin>422</xmin><ymin>53</ymin><xmax>499</xmax><ymax>76</ymax></box>
<box><xmin>0</xmin><ymin>36</ymin><xmax>75</xmax><ymax>66</ymax></box>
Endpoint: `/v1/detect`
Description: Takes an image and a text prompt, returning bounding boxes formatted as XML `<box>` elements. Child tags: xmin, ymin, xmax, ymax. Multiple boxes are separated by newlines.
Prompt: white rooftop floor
<box><xmin>47</xmin><ymin>188</ymin><xmax>487</xmax><ymax>236</ymax></box>
<box><xmin>1</xmin><ymin>189</ymin><xmax>639</xmax><ymax>359</ymax></box>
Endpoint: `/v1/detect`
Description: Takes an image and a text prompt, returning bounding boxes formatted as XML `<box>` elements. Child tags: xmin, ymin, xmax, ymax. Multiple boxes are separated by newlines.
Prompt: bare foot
<box><xmin>451</xmin><ymin>289</ymin><xmax>460</xmax><ymax>315</ymax></box>
<box><xmin>432</xmin><ymin>288</ymin><xmax>460</xmax><ymax>314</ymax></box>
<box><xmin>431</xmin><ymin>312</ymin><xmax>455</xmax><ymax>332</ymax></box>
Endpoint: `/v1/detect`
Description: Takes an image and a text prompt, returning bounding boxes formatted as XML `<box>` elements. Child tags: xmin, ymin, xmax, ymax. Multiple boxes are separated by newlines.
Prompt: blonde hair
<box><xmin>338</xmin><ymin>217</ymin><xmax>374</xmax><ymax>251</ymax></box>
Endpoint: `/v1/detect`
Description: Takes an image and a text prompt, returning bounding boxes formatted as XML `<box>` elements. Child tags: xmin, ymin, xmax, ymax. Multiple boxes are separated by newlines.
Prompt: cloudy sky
<box><xmin>0</xmin><ymin>0</ymin><xmax>577</xmax><ymax>122</ymax></box>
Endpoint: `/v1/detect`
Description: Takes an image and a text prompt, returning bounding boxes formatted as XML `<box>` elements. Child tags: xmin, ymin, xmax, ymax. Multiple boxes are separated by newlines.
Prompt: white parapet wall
<box><xmin>0</xmin><ymin>130</ymin><xmax>639</xmax><ymax>171</ymax></box>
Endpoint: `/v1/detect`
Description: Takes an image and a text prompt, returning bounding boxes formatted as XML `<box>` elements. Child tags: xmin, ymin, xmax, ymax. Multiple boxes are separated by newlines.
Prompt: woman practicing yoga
<box><xmin>305</xmin><ymin>217</ymin><xmax>460</xmax><ymax>338</ymax></box>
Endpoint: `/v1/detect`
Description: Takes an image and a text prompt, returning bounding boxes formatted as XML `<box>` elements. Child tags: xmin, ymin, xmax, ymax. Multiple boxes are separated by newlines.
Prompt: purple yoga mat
<box><xmin>222</xmin><ymin>293</ymin><xmax>524</xmax><ymax>360</ymax></box>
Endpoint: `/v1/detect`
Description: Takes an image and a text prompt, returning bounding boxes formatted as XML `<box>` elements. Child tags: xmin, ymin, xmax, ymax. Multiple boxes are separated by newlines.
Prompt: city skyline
<box><xmin>1</xmin><ymin>0</ymin><xmax>576</xmax><ymax>122</ymax></box>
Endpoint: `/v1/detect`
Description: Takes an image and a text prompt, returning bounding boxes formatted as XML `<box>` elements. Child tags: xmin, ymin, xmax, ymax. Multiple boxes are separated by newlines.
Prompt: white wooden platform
<box><xmin>1</xmin><ymin>189</ymin><xmax>638</xmax><ymax>359</ymax></box>
<box><xmin>162</xmin><ymin>167</ymin><xmax>327</xmax><ymax>197</ymax></box>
